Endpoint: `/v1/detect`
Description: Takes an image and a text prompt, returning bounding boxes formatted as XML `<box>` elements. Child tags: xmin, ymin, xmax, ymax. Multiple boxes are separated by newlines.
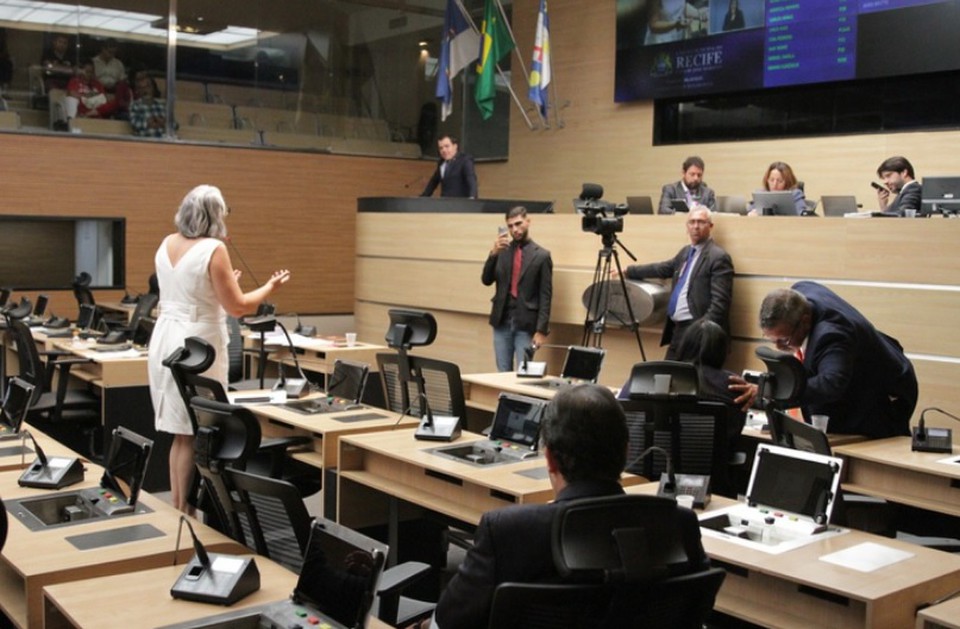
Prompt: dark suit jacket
<box><xmin>657</xmin><ymin>181</ymin><xmax>717</xmax><ymax>215</ymax></box>
<box><xmin>481</xmin><ymin>239</ymin><xmax>552</xmax><ymax>335</ymax></box>
<box><xmin>793</xmin><ymin>281</ymin><xmax>918</xmax><ymax>438</ymax></box>
<box><xmin>885</xmin><ymin>180</ymin><xmax>922</xmax><ymax>215</ymax></box>
<box><xmin>625</xmin><ymin>238</ymin><xmax>734</xmax><ymax>347</ymax></box>
<box><xmin>433</xmin><ymin>481</ymin><xmax>710</xmax><ymax>629</ymax></box>
<box><xmin>421</xmin><ymin>152</ymin><xmax>478</xmax><ymax>198</ymax></box>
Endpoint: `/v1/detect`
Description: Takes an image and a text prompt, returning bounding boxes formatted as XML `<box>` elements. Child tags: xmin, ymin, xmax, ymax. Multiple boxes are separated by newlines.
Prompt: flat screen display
<box><xmin>561</xmin><ymin>346</ymin><xmax>606</xmax><ymax>382</ymax></box>
<box><xmin>490</xmin><ymin>393</ymin><xmax>547</xmax><ymax>448</ymax></box>
<box><xmin>616</xmin><ymin>0</ymin><xmax>960</xmax><ymax>101</ymax></box>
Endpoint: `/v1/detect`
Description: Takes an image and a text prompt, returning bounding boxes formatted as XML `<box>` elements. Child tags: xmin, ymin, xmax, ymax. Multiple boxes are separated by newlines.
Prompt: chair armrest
<box><xmin>378</xmin><ymin>561</ymin><xmax>431</xmax><ymax>598</ymax></box>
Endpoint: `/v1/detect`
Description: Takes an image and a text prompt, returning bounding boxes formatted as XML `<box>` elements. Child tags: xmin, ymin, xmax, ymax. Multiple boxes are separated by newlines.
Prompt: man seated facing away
<box><xmin>424</xmin><ymin>384</ymin><xmax>708</xmax><ymax>629</ymax></box>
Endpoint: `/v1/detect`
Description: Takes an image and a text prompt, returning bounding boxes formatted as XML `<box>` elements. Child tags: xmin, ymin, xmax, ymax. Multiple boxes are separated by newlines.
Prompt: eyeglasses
<box><xmin>765</xmin><ymin>321</ymin><xmax>799</xmax><ymax>350</ymax></box>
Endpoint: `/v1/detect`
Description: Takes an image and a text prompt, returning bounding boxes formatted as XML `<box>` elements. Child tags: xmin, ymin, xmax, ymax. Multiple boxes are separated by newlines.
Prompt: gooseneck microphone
<box><xmin>224</xmin><ymin>236</ymin><xmax>262</xmax><ymax>287</ymax></box>
<box><xmin>272</xmin><ymin>319</ymin><xmax>311</xmax><ymax>398</ymax></box>
<box><xmin>174</xmin><ymin>515</ymin><xmax>211</xmax><ymax>569</ymax></box>
<box><xmin>912</xmin><ymin>406</ymin><xmax>959</xmax><ymax>453</ymax></box>
<box><xmin>627</xmin><ymin>445</ymin><xmax>675</xmax><ymax>494</ymax></box>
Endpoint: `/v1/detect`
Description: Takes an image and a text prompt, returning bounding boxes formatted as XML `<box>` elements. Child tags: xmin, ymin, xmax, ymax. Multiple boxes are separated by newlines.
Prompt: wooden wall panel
<box><xmin>0</xmin><ymin>133</ymin><xmax>426</xmax><ymax>318</ymax></box>
<box><xmin>356</xmin><ymin>212</ymin><xmax>960</xmax><ymax>424</ymax></box>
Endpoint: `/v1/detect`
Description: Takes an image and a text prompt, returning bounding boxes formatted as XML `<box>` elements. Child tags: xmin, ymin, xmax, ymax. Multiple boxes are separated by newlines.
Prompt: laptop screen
<box><xmin>99</xmin><ymin>427</ymin><xmax>153</xmax><ymax>505</ymax></box>
<box><xmin>489</xmin><ymin>393</ymin><xmax>547</xmax><ymax>448</ymax></box>
<box><xmin>747</xmin><ymin>444</ymin><xmax>841</xmax><ymax>523</ymax></box>
<box><xmin>294</xmin><ymin>518</ymin><xmax>386</xmax><ymax>628</ymax></box>
<box><xmin>0</xmin><ymin>377</ymin><xmax>34</xmax><ymax>434</ymax></box>
<box><xmin>33</xmin><ymin>294</ymin><xmax>48</xmax><ymax>317</ymax></box>
<box><xmin>561</xmin><ymin>346</ymin><xmax>606</xmax><ymax>382</ymax></box>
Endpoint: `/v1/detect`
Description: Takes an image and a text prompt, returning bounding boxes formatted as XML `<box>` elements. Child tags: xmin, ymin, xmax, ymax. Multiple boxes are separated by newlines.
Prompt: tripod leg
<box><xmin>610</xmin><ymin>250</ymin><xmax>647</xmax><ymax>361</ymax></box>
<box><xmin>583</xmin><ymin>249</ymin><xmax>613</xmax><ymax>347</ymax></box>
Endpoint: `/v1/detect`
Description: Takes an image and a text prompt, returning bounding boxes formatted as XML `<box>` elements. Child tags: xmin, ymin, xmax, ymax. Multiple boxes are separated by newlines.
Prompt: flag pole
<box><xmin>457</xmin><ymin>0</ymin><xmax>536</xmax><ymax>130</ymax></box>
<box><xmin>493</xmin><ymin>0</ymin><xmax>546</xmax><ymax>128</ymax></box>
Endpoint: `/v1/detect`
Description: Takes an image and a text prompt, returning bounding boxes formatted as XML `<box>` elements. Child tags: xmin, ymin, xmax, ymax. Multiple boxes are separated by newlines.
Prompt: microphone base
<box><xmin>18</xmin><ymin>456</ymin><xmax>84</xmax><ymax>489</ymax></box>
<box><xmin>911</xmin><ymin>426</ymin><xmax>953</xmax><ymax>453</ymax></box>
<box><xmin>171</xmin><ymin>554</ymin><xmax>260</xmax><ymax>605</ymax></box>
<box><xmin>414</xmin><ymin>415</ymin><xmax>462</xmax><ymax>442</ymax></box>
<box><xmin>657</xmin><ymin>472</ymin><xmax>711</xmax><ymax>509</ymax></box>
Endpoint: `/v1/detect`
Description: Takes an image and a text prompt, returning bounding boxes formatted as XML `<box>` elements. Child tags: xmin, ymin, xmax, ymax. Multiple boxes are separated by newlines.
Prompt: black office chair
<box><xmin>165</xmin><ymin>338</ymin><xmax>319</xmax><ymax>498</ymax></box>
<box><xmin>376</xmin><ymin>353</ymin><xmax>467</xmax><ymax>421</ymax></box>
<box><xmin>622</xmin><ymin>362</ymin><xmax>733</xmax><ymax>496</ymax></box>
<box><xmin>104</xmin><ymin>292</ymin><xmax>158</xmax><ymax>340</ymax></box>
<box><xmin>0</xmin><ymin>495</ymin><xmax>6</xmax><ymax>553</ymax></box>
<box><xmin>72</xmin><ymin>272</ymin><xmax>96</xmax><ymax>310</ymax></box>
<box><xmin>4</xmin><ymin>316</ymin><xmax>100</xmax><ymax>454</ymax></box>
<box><xmin>488</xmin><ymin>494</ymin><xmax>725</xmax><ymax>629</ymax></box>
<box><xmin>221</xmin><ymin>465</ymin><xmax>435</xmax><ymax>626</ymax></box>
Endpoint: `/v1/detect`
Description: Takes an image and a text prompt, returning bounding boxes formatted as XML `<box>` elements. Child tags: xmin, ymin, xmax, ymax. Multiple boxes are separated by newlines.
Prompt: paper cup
<box><xmin>345</xmin><ymin>332</ymin><xmax>357</xmax><ymax>347</ymax></box>
<box><xmin>811</xmin><ymin>414</ymin><xmax>829</xmax><ymax>433</ymax></box>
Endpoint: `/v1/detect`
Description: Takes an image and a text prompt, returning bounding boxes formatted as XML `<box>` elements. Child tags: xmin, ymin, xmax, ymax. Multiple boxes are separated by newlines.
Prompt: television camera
<box><xmin>575</xmin><ymin>183</ymin><xmax>628</xmax><ymax>239</ymax></box>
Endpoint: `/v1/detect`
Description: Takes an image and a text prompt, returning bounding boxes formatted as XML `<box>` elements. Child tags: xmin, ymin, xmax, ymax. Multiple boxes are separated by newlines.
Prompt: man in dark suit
<box><xmin>657</xmin><ymin>155</ymin><xmax>717</xmax><ymax>215</ymax></box>
<box><xmin>430</xmin><ymin>384</ymin><xmax>708</xmax><ymax>629</ymax></box>
<box><xmin>482</xmin><ymin>206</ymin><xmax>552</xmax><ymax>371</ymax></box>
<box><xmin>876</xmin><ymin>155</ymin><xmax>921</xmax><ymax>215</ymax></box>
<box><xmin>733</xmin><ymin>281</ymin><xmax>918</xmax><ymax>439</ymax></box>
<box><xmin>420</xmin><ymin>135</ymin><xmax>478</xmax><ymax>198</ymax></box>
<box><xmin>617</xmin><ymin>207</ymin><xmax>734</xmax><ymax>360</ymax></box>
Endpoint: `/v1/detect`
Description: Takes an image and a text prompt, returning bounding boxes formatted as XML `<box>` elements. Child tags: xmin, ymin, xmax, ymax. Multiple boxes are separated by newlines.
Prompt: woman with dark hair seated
<box><xmin>674</xmin><ymin>319</ymin><xmax>746</xmax><ymax>441</ymax></box>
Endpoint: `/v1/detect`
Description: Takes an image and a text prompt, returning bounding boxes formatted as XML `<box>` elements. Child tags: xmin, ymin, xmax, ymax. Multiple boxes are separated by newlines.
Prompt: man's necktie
<box><xmin>510</xmin><ymin>245</ymin><xmax>522</xmax><ymax>298</ymax></box>
<box><xmin>667</xmin><ymin>247</ymin><xmax>695</xmax><ymax>317</ymax></box>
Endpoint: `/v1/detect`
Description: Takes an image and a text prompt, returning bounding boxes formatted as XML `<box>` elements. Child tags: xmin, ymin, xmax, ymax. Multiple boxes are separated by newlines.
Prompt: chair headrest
<box><xmin>627</xmin><ymin>361</ymin><xmax>699</xmax><ymax>400</ymax></box>
<box><xmin>754</xmin><ymin>346</ymin><xmax>805</xmax><ymax>407</ymax></box>
<box><xmin>162</xmin><ymin>336</ymin><xmax>216</xmax><ymax>373</ymax></box>
<box><xmin>73</xmin><ymin>272</ymin><xmax>92</xmax><ymax>287</ymax></box>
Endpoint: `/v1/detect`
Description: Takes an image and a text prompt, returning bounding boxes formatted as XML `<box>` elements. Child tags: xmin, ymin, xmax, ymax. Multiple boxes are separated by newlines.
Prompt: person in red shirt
<box><xmin>67</xmin><ymin>60</ymin><xmax>118</xmax><ymax>119</ymax></box>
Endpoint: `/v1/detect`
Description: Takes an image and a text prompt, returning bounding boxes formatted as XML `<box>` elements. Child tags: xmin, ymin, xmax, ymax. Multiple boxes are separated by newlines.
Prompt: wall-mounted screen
<box><xmin>0</xmin><ymin>216</ymin><xmax>125</xmax><ymax>290</ymax></box>
<box><xmin>616</xmin><ymin>0</ymin><xmax>960</xmax><ymax>101</ymax></box>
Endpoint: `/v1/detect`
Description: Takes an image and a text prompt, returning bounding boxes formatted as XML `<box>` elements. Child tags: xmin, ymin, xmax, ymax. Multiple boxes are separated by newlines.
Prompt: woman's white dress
<box><xmin>147</xmin><ymin>236</ymin><xmax>229</xmax><ymax>435</ymax></box>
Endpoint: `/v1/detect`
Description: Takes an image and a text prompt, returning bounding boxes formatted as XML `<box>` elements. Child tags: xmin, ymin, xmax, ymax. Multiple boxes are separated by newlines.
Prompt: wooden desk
<box><xmin>244</xmin><ymin>332</ymin><xmax>386</xmax><ymax>378</ymax></box>
<box><xmin>49</xmin><ymin>339</ymin><xmax>166</xmax><ymax>491</ymax></box>
<box><xmin>833</xmin><ymin>437</ymin><xmax>960</xmax><ymax>518</ymax></box>
<box><xmin>462</xmin><ymin>371</ymin><xmax>562</xmax><ymax>413</ymax></box>
<box><xmin>337</xmin><ymin>429</ymin><xmax>646</xmax><ymax>530</ymax></box>
<box><xmin>244</xmin><ymin>400</ymin><xmax>418</xmax><ymax>516</ymax></box>
<box><xmin>0</xmin><ymin>428</ymin><xmax>71</xmax><ymax>472</ymax></box>
<box><xmin>917</xmin><ymin>596</ymin><xmax>960</xmax><ymax>628</ymax></box>
<box><xmin>628</xmin><ymin>483</ymin><xmax>960</xmax><ymax>629</ymax></box>
<box><xmin>42</xmin><ymin>558</ymin><xmax>297</xmax><ymax>629</ymax></box>
<box><xmin>0</xmin><ymin>471</ymin><xmax>246</xmax><ymax>628</ymax></box>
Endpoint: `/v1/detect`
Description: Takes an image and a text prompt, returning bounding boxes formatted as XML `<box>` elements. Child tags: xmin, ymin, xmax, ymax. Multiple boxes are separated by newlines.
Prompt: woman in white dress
<box><xmin>147</xmin><ymin>185</ymin><xmax>290</xmax><ymax>513</ymax></box>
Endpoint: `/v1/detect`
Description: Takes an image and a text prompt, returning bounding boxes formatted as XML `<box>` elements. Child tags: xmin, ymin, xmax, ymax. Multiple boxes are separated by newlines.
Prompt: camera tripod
<box><xmin>582</xmin><ymin>232</ymin><xmax>646</xmax><ymax>360</ymax></box>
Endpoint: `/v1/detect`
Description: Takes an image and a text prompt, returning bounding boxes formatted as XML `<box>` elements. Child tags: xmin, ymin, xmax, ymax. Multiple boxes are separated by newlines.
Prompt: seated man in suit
<box><xmin>426</xmin><ymin>384</ymin><xmax>708</xmax><ymax>629</ymax></box>
<box><xmin>876</xmin><ymin>155</ymin><xmax>921</xmax><ymax>215</ymax></box>
<box><xmin>657</xmin><ymin>155</ymin><xmax>717</xmax><ymax>214</ymax></box>
<box><xmin>420</xmin><ymin>135</ymin><xmax>478</xmax><ymax>198</ymax></box>
<box><xmin>730</xmin><ymin>281</ymin><xmax>918</xmax><ymax>439</ymax></box>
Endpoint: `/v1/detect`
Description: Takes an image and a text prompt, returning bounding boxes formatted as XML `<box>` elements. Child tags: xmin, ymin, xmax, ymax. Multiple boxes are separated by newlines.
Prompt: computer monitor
<box><xmin>921</xmin><ymin>176</ymin><xmax>960</xmax><ymax>214</ymax></box>
<box><xmin>560</xmin><ymin>346</ymin><xmax>606</xmax><ymax>383</ymax></box>
<box><xmin>820</xmin><ymin>195</ymin><xmax>859</xmax><ymax>217</ymax></box>
<box><xmin>99</xmin><ymin>427</ymin><xmax>153</xmax><ymax>506</ymax></box>
<box><xmin>77</xmin><ymin>303</ymin><xmax>98</xmax><ymax>330</ymax></box>
<box><xmin>33</xmin><ymin>294</ymin><xmax>48</xmax><ymax>318</ymax></box>
<box><xmin>293</xmin><ymin>518</ymin><xmax>386</xmax><ymax>628</ymax></box>
<box><xmin>489</xmin><ymin>393</ymin><xmax>547</xmax><ymax>450</ymax></box>
<box><xmin>0</xmin><ymin>377</ymin><xmax>35</xmax><ymax>436</ymax></box>
<box><xmin>625</xmin><ymin>196</ymin><xmax>654</xmax><ymax>215</ymax></box>
<box><xmin>752</xmin><ymin>191</ymin><xmax>800</xmax><ymax>216</ymax></box>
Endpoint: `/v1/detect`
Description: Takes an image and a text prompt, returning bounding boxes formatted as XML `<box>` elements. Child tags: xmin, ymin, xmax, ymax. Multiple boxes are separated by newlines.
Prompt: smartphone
<box><xmin>871</xmin><ymin>181</ymin><xmax>885</xmax><ymax>191</ymax></box>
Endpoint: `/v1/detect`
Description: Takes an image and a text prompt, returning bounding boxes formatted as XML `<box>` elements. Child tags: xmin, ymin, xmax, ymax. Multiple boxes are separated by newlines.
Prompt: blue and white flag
<box><xmin>528</xmin><ymin>0</ymin><xmax>551</xmax><ymax>117</ymax></box>
<box><xmin>437</xmin><ymin>0</ymin><xmax>480</xmax><ymax>121</ymax></box>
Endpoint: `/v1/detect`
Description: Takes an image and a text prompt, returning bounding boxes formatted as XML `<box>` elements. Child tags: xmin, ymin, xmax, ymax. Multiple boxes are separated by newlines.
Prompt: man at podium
<box><xmin>421</xmin><ymin>135</ymin><xmax>478</xmax><ymax>198</ymax></box>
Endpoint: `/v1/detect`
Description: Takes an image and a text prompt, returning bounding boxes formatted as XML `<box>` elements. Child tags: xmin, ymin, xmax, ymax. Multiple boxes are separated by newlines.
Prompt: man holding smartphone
<box><xmin>876</xmin><ymin>155</ymin><xmax>921</xmax><ymax>215</ymax></box>
<box><xmin>482</xmin><ymin>206</ymin><xmax>553</xmax><ymax>371</ymax></box>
